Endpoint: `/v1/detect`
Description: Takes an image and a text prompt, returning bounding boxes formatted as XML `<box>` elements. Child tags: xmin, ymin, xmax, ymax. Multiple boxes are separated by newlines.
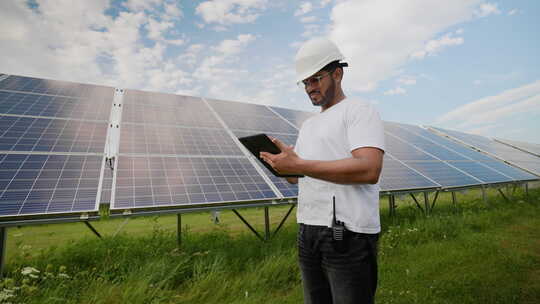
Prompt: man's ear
<box><xmin>333</xmin><ymin>67</ymin><xmax>343</xmax><ymax>82</ymax></box>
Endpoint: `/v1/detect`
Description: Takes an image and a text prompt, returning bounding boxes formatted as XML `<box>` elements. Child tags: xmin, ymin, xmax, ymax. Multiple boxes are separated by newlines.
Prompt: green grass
<box><xmin>2</xmin><ymin>187</ymin><xmax>540</xmax><ymax>303</ymax></box>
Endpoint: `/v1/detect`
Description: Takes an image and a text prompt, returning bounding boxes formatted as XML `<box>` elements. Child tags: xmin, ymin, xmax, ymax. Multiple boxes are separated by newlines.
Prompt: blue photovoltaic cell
<box><xmin>430</xmin><ymin>127</ymin><xmax>540</xmax><ymax>176</ymax></box>
<box><xmin>122</xmin><ymin>91</ymin><xmax>221</xmax><ymax>128</ymax></box>
<box><xmin>397</xmin><ymin>124</ymin><xmax>496</xmax><ymax>162</ymax></box>
<box><xmin>495</xmin><ymin>138</ymin><xmax>540</xmax><ymax>157</ymax></box>
<box><xmin>0</xmin><ymin>116</ymin><xmax>107</xmax><ymax>153</ymax></box>
<box><xmin>385</xmin><ymin>123</ymin><xmax>468</xmax><ymax>161</ymax></box>
<box><xmin>385</xmin><ymin>122</ymin><xmax>514</xmax><ymax>184</ymax></box>
<box><xmin>120</xmin><ymin>123</ymin><xmax>243</xmax><ymax>156</ymax></box>
<box><xmin>207</xmin><ymin>98</ymin><xmax>298</xmax><ymax>134</ymax></box>
<box><xmin>447</xmin><ymin>161</ymin><xmax>509</xmax><ymax>184</ymax></box>
<box><xmin>0</xmin><ymin>75</ymin><xmax>113</xmax><ymax>99</ymax></box>
<box><xmin>385</xmin><ymin>132</ymin><xmax>483</xmax><ymax>188</ymax></box>
<box><xmin>404</xmin><ymin>161</ymin><xmax>480</xmax><ymax>188</ymax></box>
<box><xmin>0</xmin><ymin>90</ymin><xmax>111</xmax><ymax>121</ymax></box>
<box><xmin>112</xmin><ymin>156</ymin><xmax>278</xmax><ymax>210</ymax></box>
<box><xmin>379</xmin><ymin>156</ymin><xmax>439</xmax><ymax>191</ymax></box>
<box><xmin>385</xmin><ymin>133</ymin><xmax>438</xmax><ymax>161</ymax></box>
<box><xmin>0</xmin><ymin>154</ymin><xmax>102</xmax><ymax>217</ymax></box>
<box><xmin>270</xmin><ymin>106</ymin><xmax>315</xmax><ymax>129</ymax></box>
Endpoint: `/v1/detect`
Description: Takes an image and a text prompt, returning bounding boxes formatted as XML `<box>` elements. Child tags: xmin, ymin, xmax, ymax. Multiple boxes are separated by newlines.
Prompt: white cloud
<box><xmin>301</xmin><ymin>16</ymin><xmax>318</xmax><ymax>23</ymax></box>
<box><xmin>329</xmin><ymin>0</ymin><xmax>485</xmax><ymax>93</ymax></box>
<box><xmin>508</xmin><ymin>9</ymin><xmax>521</xmax><ymax>16</ymax></box>
<box><xmin>474</xmin><ymin>2</ymin><xmax>500</xmax><ymax>18</ymax></box>
<box><xmin>196</xmin><ymin>0</ymin><xmax>268</xmax><ymax>26</ymax></box>
<box><xmin>397</xmin><ymin>76</ymin><xmax>417</xmax><ymax>86</ymax></box>
<box><xmin>214</xmin><ymin>34</ymin><xmax>255</xmax><ymax>55</ymax></box>
<box><xmin>436</xmin><ymin>80</ymin><xmax>540</xmax><ymax>128</ymax></box>
<box><xmin>0</xmin><ymin>0</ymin><xmax>191</xmax><ymax>93</ymax></box>
<box><xmin>123</xmin><ymin>0</ymin><xmax>161</xmax><ymax>11</ymax></box>
<box><xmin>411</xmin><ymin>32</ymin><xmax>464</xmax><ymax>59</ymax></box>
<box><xmin>384</xmin><ymin>87</ymin><xmax>406</xmax><ymax>95</ymax></box>
<box><xmin>295</xmin><ymin>2</ymin><xmax>314</xmax><ymax>16</ymax></box>
<box><xmin>320</xmin><ymin>0</ymin><xmax>332</xmax><ymax>8</ymax></box>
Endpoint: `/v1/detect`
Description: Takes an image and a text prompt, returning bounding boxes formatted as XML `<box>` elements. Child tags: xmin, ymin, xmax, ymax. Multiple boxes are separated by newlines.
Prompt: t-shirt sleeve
<box><xmin>346</xmin><ymin>102</ymin><xmax>385</xmax><ymax>152</ymax></box>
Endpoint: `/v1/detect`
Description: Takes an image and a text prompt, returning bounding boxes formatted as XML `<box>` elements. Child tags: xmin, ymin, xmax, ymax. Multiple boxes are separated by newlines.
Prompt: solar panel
<box><xmin>0</xmin><ymin>74</ymin><xmax>111</xmax><ymax>222</ymax></box>
<box><xmin>384</xmin><ymin>130</ymin><xmax>482</xmax><ymax>188</ymax></box>
<box><xmin>0</xmin><ymin>116</ymin><xmax>107</xmax><ymax>153</ymax></box>
<box><xmin>109</xmin><ymin>91</ymin><xmax>283</xmax><ymax>213</ymax></box>
<box><xmin>385</xmin><ymin>122</ymin><xmax>518</xmax><ymax>184</ymax></box>
<box><xmin>0</xmin><ymin>75</ymin><xmax>112</xmax><ymax>99</ymax></box>
<box><xmin>379</xmin><ymin>155</ymin><xmax>440</xmax><ymax>192</ymax></box>
<box><xmin>269</xmin><ymin>106</ymin><xmax>315</xmax><ymax>129</ymax></box>
<box><xmin>113</xmin><ymin>156</ymin><xmax>277</xmax><ymax>209</ymax></box>
<box><xmin>120</xmin><ymin>123</ymin><xmax>243</xmax><ymax>156</ymax></box>
<box><xmin>494</xmin><ymin>138</ymin><xmax>540</xmax><ymax>157</ymax></box>
<box><xmin>430</xmin><ymin>127</ymin><xmax>540</xmax><ymax>176</ymax></box>
<box><xmin>207</xmin><ymin>98</ymin><xmax>298</xmax><ymax>134</ymax></box>
<box><xmin>0</xmin><ymin>154</ymin><xmax>102</xmax><ymax>217</ymax></box>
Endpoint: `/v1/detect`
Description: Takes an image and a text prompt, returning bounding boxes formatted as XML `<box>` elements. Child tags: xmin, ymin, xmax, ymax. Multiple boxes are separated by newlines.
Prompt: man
<box><xmin>260</xmin><ymin>37</ymin><xmax>385</xmax><ymax>304</ymax></box>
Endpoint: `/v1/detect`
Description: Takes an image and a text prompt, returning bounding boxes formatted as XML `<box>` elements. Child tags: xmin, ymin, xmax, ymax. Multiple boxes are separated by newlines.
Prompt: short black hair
<box><xmin>320</xmin><ymin>60</ymin><xmax>348</xmax><ymax>72</ymax></box>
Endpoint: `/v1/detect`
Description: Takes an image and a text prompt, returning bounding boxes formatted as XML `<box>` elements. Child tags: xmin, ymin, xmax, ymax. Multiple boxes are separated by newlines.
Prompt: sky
<box><xmin>1</xmin><ymin>0</ymin><xmax>539</xmax><ymax>144</ymax></box>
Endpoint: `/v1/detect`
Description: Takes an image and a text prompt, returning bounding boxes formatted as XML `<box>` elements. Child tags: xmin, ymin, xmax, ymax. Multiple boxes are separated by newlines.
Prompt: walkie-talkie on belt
<box><xmin>332</xmin><ymin>196</ymin><xmax>347</xmax><ymax>252</ymax></box>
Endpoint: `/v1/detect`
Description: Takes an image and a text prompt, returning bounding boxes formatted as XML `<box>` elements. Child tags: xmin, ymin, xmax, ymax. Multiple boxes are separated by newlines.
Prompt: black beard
<box><xmin>310</xmin><ymin>79</ymin><xmax>335</xmax><ymax>107</ymax></box>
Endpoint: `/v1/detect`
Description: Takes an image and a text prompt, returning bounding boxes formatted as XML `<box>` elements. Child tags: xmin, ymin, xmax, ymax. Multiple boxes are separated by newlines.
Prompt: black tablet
<box><xmin>238</xmin><ymin>133</ymin><xmax>304</xmax><ymax>178</ymax></box>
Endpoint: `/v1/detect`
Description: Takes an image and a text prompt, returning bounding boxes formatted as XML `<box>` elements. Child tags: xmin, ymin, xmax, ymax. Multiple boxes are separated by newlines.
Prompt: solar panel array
<box><xmin>0</xmin><ymin>75</ymin><xmax>112</xmax><ymax>222</ymax></box>
<box><xmin>494</xmin><ymin>138</ymin><xmax>540</xmax><ymax>158</ymax></box>
<box><xmin>429</xmin><ymin>127</ymin><xmax>540</xmax><ymax>177</ymax></box>
<box><xmin>1</xmin><ymin>74</ymin><xmax>538</xmax><ymax>222</ymax></box>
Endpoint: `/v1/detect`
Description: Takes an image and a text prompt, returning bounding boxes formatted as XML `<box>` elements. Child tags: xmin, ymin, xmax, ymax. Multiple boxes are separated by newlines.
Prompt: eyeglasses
<box><xmin>298</xmin><ymin>72</ymin><xmax>333</xmax><ymax>88</ymax></box>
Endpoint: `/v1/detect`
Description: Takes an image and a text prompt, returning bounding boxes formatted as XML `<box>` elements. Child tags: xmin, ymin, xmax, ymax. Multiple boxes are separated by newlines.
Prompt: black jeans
<box><xmin>298</xmin><ymin>224</ymin><xmax>379</xmax><ymax>304</ymax></box>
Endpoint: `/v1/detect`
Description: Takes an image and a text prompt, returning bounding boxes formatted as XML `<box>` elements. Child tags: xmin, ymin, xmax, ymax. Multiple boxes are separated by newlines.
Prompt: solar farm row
<box><xmin>0</xmin><ymin>74</ymin><xmax>538</xmax><ymax>223</ymax></box>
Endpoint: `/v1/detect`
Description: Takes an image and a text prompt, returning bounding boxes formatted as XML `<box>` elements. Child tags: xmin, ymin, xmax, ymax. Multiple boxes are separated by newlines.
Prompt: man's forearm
<box><xmin>296</xmin><ymin>157</ymin><xmax>381</xmax><ymax>185</ymax></box>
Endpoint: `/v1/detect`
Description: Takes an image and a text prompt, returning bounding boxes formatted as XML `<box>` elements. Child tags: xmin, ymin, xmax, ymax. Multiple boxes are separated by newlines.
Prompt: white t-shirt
<box><xmin>294</xmin><ymin>98</ymin><xmax>385</xmax><ymax>234</ymax></box>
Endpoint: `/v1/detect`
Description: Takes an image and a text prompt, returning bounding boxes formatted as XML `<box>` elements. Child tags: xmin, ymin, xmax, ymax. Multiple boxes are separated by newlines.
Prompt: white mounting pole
<box><xmin>105</xmin><ymin>88</ymin><xmax>125</xmax><ymax>170</ymax></box>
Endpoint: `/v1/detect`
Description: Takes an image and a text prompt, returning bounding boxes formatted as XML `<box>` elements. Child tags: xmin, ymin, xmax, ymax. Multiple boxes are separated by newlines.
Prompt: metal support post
<box><xmin>84</xmin><ymin>222</ymin><xmax>102</xmax><ymax>238</ymax></box>
<box><xmin>423</xmin><ymin>192</ymin><xmax>430</xmax><ymax>215</ymax></box>
<box><xmin>388</xmin><ymin>195</ymin><xmax>395</xmax><ymax>216</ymax></box>
<box><xmin>481</xmin><ymin>186</ymin><xmax>487</xmax><ymax>205</ymax></box>
<box><xmin>264</xmin><ymin>207</ymin><xmax>270</xmax><ymax>241</ymax></box>
<box><xmin>451</xmin><ymin>191</ymin><xmax>457</xmax><ymax>209</ymax></box>
<box><xmin>177</xmin><ymin>214</ymin><xmax>182</xmax><ymax>247</ymax></box>
<box><xmin>0</xmin><ymin>227</ymin><xmax>6</xmax><ymax>277</ymax></box>
<box><xmin>525</xmin><ymin>182</ymin><xmax>529</xmax><ymax>203</ymax></box>
<box><xmin>409</xmin><ymin>193</ymin><xmax>424</xmax><ymax>213</ymax></box>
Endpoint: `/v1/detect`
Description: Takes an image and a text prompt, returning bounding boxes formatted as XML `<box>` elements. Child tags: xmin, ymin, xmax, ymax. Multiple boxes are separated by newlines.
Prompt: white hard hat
<box><xmin>295</xmin><ymin>37</ymin><xmax>346</xmax><ymax>84</ymax></box>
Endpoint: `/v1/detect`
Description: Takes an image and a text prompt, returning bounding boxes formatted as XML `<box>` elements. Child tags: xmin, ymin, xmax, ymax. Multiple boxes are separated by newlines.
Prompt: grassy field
<box><xmin>1</xmin><ymin>186</ymin><xmax>539</xmax><ymax>303</ymax></box>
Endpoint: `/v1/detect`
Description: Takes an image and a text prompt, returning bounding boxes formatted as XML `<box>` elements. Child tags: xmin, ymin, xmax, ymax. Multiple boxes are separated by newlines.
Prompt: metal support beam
<box><xmin>84</xmin><ymin>221</ymin><xmax>102</xmax><ymax>238</ymax></box>
<box><xmin>409</xmin><ymin>193</ymin><xmax>424</xmax><ymax>214</ymax></box>
<box><xmin>264</xmin><ymin>207</ymin><xmax>270</xmax><ymax>241</ymax></box>
<box><xmin>177</xmin><ymin>214</ymin><xmax>182</xmax><ymax>247</ymax></box>
<box><xmin>451</xmin><ymin>191</ymin><xmax>457</xmax><ymax>209</ymax></box>
<box><xmin>232</xmin><ymin>209</ymin><xmax>265</xmax><ymax>241</ymax></box>
<box><xmin>0</xmin><ymin>227</ymin><xmax>6</xmax><ymax>277</ymax></box>
<box><xmin>498</xmin><ymin>188</ymin><xmax>510</xmax><ymax>203</ymax></box>
<box><xmin>272</xmin><ymin>204</ymin><xmax>296</xmax><ymax>238</ymax></box>
<box><xmin>481</xmin><ymin>186</ymin><xmax>487</xmax><ymax>205</ymax></box>
<box><xmin>429</xmin><ymin>191</ymin><xmax>440</xmax><ymax>212</ymax></box>
<box><xmin>113</xmin><ymin>218</ymin><xmax>130</xmax><ymax>237</ymax></box>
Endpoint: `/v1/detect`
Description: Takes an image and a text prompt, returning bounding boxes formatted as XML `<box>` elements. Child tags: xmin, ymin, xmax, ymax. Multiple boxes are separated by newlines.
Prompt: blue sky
<box><xmin>1</xmin><ymin>0</ymin><xmax>539</xmax><ymax>143</ymax></box>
